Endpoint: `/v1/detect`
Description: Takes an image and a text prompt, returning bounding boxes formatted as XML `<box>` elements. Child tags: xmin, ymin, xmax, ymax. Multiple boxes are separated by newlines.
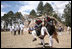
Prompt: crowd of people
<box><xmin>10</xmin><ymin>23</ymin><xmax>24</xmax><ymax>35</ymax></box>
<box><xmin>9</xmin><ymin>15</ymin><xmax>70</xmax><ymax>48</ymax></box>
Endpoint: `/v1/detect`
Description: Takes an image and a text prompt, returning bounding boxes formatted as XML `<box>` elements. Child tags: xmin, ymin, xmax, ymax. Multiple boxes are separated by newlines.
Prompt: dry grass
<box><xmin>1</xmin><ymin>30</ymin><xmax>71</xmax><ymax>48</ymax></box>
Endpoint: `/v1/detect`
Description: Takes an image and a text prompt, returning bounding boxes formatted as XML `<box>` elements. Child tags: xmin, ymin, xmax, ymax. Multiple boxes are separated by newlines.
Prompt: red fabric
<box><xmin>36</xmin><ymin>20</ymin><xmax>42</xmax><ymax>24</ymax></box>
<box><xmin>47</xmin><ymin>16</ymin><xmax>50</xmax><ymax>22</ymax></box>
<box><xmin>44</xmin><ymin>16</ymin><xmax>50</xmax><ymax>22</ymax></box>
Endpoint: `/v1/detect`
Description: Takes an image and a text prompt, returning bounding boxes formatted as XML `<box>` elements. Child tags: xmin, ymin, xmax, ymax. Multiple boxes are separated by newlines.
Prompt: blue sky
<box><xmin>1</xmin><ymin>1</ymin><xmax>70</xmax><ymax>16</ymax></box>
<box><xmin>1</xmin><ymin>1</ymin><xmax>23</xmax><ymax>13</ymax></box>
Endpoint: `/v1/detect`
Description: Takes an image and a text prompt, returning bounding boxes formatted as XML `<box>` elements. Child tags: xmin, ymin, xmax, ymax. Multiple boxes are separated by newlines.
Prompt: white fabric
<box><xmin>20</xmin><ymin>24</ymin><xmax>24</xmax><ymax>30</ymax></box>
<box><xmin>49</xmin><ymin>35</ymin><xmax>53</xmax><ymax>46</ymax></box>
<box><xmin>31</xmin><ymin>30</ymin><xmax>37</xmax><ymax>38</ymax></box>
<box><xmin>10</xmin><ymin>26</ymin><xmax>12</xmax><ymax>32</ymax></box>
<box><xmin>12</xmin><ymin>26</ymin><xmax>14</xmax><ymax>30</ymax></box>
<box><xmin>14</xmin><ymin>26</ymin><xmax>17</xmax><ymax>31</ymax></box>
<box><xmin>67</xmin><ymin>26</ymin><xmax>70</xmax><ymax>34</ymax></box>
<box><xmin>41</xmin><ymin>26</ymin><xmax>49</xmax><ymax>35</ymax></box>
<box><xmin>67</xmin><ymin>26</ymin><xmax>70</xmax><ymax>31</ymax></box>
<box><xmin>40</xmin><ymin>39</ymin><xmax>45</xmax><ymax>46</ymax></box>
<box><xmin>16</xmin><ymin>25</ymin><xmax>19</xmax><ymax>30</ymax></box>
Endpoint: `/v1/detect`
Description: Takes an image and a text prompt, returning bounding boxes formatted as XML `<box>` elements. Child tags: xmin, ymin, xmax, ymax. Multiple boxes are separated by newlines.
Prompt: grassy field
<box><xmin>1</xmin><ymin>30</ymin><xmax>71</xmax><ymax>48</ymax></box>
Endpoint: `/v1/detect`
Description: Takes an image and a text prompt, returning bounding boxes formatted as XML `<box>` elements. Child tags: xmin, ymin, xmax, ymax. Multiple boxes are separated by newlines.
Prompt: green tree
<box><xmin>1</xmin><ymin>14</ymin><xmax>10</xmax><ymax>28</ymax></box>
<box><xmin>63</xmin><ymin>2</ymin><xmax>71</xmax><ymax>27</ymax></box>
<box><xmin>53</xmin><ymin>13</ymin><xmax>58</xmax><ymax>18</ymax></box>
<box><xmin>30</xmin><ymin>9</ymin><xmax>37</xmax><ymax>17</ymax></box>
<box><xmin>43</xmin><ymin>2</ymin><xmax>53</xmax><ymax>16</ymax></box>
<box><xmin>15</xmin><ymin>12</ymin><xmax>23</xmax><ymax>20</ymax></box>
<box><xmin>7</xmin><ymin>11</ymin><xmax>14</xmax><ymax>19</ymax></box>
<box><xmin>53</xmin><ymin>12</ymin><xmax>61</xmax><ymax>22</ymax></box>
<box><xmin>1</xmin><ymin>11</ymin><xmax>24</xmax><ymax>29</ymax></box>
<box><xmin>37</xmin><ymin>1</ymin><xmax>44</xmax><ymax>16</ymax></box>
<box><xmin>15</xmin><ymin>12</ymin><xmax>23</xmax><ymax>23</ymax></box>
<box><xmin>7</xmin><ymin>11</ymin><xmax>14</xmax><ymax>25</ymax></box>
<box><xmin>1</xmin><ymin>11</ymin><xmax>14</xmax><ymax>26</ymax></box>
<box><xmin>15</xmin><ymin>12</ymin><xmax>23</xmax><ymax>19</ymax></box>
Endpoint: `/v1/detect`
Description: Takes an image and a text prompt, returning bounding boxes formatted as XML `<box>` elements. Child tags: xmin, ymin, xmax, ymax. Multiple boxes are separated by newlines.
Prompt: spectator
<box><xmin>14</xmin><ymin>24</ymin><xmax>17</xmax><ymax>35</ymax></box>
<box><xmin>20</xmin><ymin>23</ymin><xmax>24</xmax><ymax>35</ymax></box>
<box><xmin>67</xmin><ymin>26</ymin><xmax>70</xmax><ymax>34</ymax></box>
<box><xmin>58</xmin><ymin>26</ymin><xmax>62</xmax><ymax>35</ymax></box>
<box><xmin>10</xmin><ymin>26</ymin><xmax>12</xmax><ymax>34</ymax></box>
<box><xmin>18</xmin><ymin>24</ymin><xmax>20</xmax><ymax>35</ymax></box>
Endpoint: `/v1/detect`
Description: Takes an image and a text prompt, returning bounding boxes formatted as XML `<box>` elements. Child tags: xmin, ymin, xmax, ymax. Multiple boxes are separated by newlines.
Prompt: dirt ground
<box><xmin>1</xmin><ymin>29</ymin><xmax>71</xmax><ymax>48</ymax></box>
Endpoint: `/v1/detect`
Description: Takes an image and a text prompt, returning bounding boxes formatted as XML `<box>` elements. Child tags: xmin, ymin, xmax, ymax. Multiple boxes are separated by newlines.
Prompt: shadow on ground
<box><xmin>38</xmin><ymin>43</ymin><xmax>49</xmax><ymax>45</ymax></box>
<box><xmin>35</xmin><ymin>45</ymin><xmax>55</xmax><ymax>48</ymax></box>
<box><xmin>35</xmin><ymin>43</ymin><xmax>55</xmax><ymax>48</ymax></box>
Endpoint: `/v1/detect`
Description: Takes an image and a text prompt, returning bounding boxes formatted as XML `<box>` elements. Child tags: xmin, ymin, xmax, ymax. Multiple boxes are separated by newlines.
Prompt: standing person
<box><xmin>31</xmin><ymin>19</ymin><xmax>47</xmax><ymax>48</ymax></box>
<box><xmin>10</xmin><ymin>26</ymin><xmax>12</xmax><ymax>34</ymax></box>
<box><xmin>29</xmin><ymin>19</ymin><xmax>42</xmax><ymax>42</ymax></box>
<box><xmin>67</xmin><ymin>26</ymin><xmax>70</xmax><ymax>34</ymax></box>
<box><xmin>32</xmin><ymin>19</ymin><xmax>42</xmax><ymax>41</ymax></box>
<box><xmin>58</xmin><ymin>26</ymin><xmax>62</xmax><ymax>32</ymax></box>
<box><xmin>18</xmin><ymin>24</ymin><xmax>20</xmax><ymax>35</ymax></box>
<box><xmin>44</xmin><ymin>18</ymin><xmax>54</xmax><ymax>48</ymax></box>
<box><xmin>39</xmin><ymin>21</ymin><xmax>48</xmax><ymax>48</ymax></box>
<box><xmin>44</xmin><ymin>17</ymin><xmax>59</xmax><ymax>48</ymax></box>
<box><xmin>14</xmin><ymin>24</ymin><xmax>17</xmax><ymax>35</ymax></box>
<box><xmin>20</xmin><ymin>23</ymin><xmax>24</xmax><ymax>35</ymax></box>
<box><xmin>58</xmin><ymin>26</ymin><xmax>62</xmax><ymax>35</ymax></box>
<box><xmin>16</xmin><ymin>24</ymin><xmax>20</xmax><ymax>35</ymax></box>
<box><xmin>12</xmin><ymin>25</ymin><xmax>14</xmax><ymax>34</ymax></box>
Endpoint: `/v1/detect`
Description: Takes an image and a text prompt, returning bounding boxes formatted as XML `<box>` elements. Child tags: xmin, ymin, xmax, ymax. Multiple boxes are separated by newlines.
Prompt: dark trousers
<box><xmin>14</xmin><ymin>31</ymin><xmax>16</xmax><ymax>35</ymax></box>
<box><xmin>18</xmin><ymin>30</ymin><xmax>20</xmax><ymax>35</ymax></box>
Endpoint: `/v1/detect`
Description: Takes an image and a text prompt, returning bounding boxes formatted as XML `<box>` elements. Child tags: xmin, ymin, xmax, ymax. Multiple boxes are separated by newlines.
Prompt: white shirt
<box><xmin>16</xmin><ymin>25</ymin><xmax>19</xmax><ymax>30</ymax></box>
<box><xmin>67</xmin><ymin>26</ymin><xmax>70</xmax><ymax>31</ymax></box>
<box><xmin>10</xmin><ymin>26</ymin><xmax>12</xmax><ymax>31</ymax></box>
<box><xmin>12</xmin><ymin>26</ymin><xmax>14</xmax><ymax>30</ymax></box>
<box><xmin>20</xmin><ymin>24</ymin><xmax>24</xmax><ymax>30</ymax></box>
